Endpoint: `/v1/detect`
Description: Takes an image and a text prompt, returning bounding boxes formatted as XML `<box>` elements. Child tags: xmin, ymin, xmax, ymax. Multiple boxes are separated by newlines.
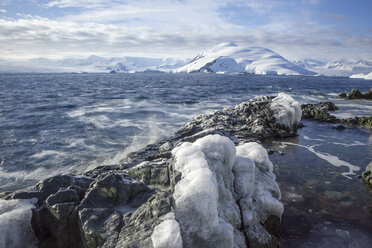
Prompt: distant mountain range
<box><xmin>0</xmin><ymin>56</ymin><xmax>189</xmax><ymax>73</ymax></box>
<box><xmin>291</xmin><ymin>59</ymin><xmax>372</xmax><ymax>77</ymax></box>
<box><xmin>1</xmin><ymin>42</ymin><xmax>371</xmax><ymax>77</ymax></box>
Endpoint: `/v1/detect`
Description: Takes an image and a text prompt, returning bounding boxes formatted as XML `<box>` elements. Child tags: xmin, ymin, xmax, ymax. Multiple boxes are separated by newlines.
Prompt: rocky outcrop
<box><xmin>301</xmin><ymin>101</ymin><xmax>372</xmax><ymax>129</ymax></box>
<box><xmin>1</xmin><ymin>93</ymin><xmax>302</xmax><ymax>248</ymax></box>
<box><xmin>362</xmin><ymin>161</ymin><xmax>372</xmax><ymax>187</ymax></box>
<box><xmin>338</xmin><ymin>89</ymin><xmax>372</xmax><ymax>100</ymax></box>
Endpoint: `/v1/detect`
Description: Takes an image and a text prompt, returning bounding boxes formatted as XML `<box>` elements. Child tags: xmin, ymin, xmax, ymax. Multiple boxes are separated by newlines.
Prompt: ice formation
<box><xmin>169</xmin><ymin>134</ymin><xmax>283</xmax><ymax>248</ymax></box>
<box><xmin>270</xmin><ymin>93</ymin><xmax>302</xmax><ymax>128</ymax></box>
<box><xmin>234</xmin><ymin>143</ymin><xmax>284</xmax><ymax>229</ymax></box>
<box><xmin>0</xmin><ymin>198</ymin><xmax>37</xmax><ymax>248</ymax></box>
<box><xmin>151</xmin><ymin>211</ymin><xmax>183</xmax><ymax>248</ymax></box>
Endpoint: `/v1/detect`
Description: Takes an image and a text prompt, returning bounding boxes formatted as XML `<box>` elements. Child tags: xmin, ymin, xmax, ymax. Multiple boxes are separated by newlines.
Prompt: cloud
<box><xmin>0</xmin><ymin>0</ymin><xmax>371</xmax><ymax>61</ymax></box>
<box><xmin>1</xmin><ymin>0</ymin><xmax>11</xmax><ymax>6</ymax></box>
<box><xmin>0</xmin><ymin>8</ymin><xmax>6</xmax><ymax>13</ymax></box>
<box><xmin>46</xmin><ymin>0</ymin><xmax>108</xmax><ymax>8</ymax></box>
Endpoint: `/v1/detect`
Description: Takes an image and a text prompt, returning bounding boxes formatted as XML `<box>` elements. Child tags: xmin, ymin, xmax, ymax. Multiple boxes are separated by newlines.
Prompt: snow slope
<box><xmin>174</xmin><ymin>42</ymin><xmax>316</xmax><ymax>75</ymax></box>
<box><xmin>350</xmin><ymin>72</ymin><xmax>372</xmax><ymax>80</ymax></box>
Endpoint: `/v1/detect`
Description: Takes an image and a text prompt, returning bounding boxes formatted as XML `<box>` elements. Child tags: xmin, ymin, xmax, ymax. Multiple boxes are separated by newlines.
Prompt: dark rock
<box><xmin>264</xmin><ymin>215</ymin><xmax>281</xmax><ymax>239</ymax></box>
<box><xmin>301</xmin><ymin>101</ymin><xmax>372</xmax><ymax>129</ymax></box>
<box><xmin>338</xmin><ymin>88</ymin><xmax>372</xmax><ymax>100</ymax></box>
<box><xmin>348</xmin><ymin>89</ymin><xmax>363</xmax><ymax>99</ymax></box>
<box><xmin>34</xmin><ymin>175</ymin><xmax>93</xmax><ymax>198</ymax></box>
<box><xmin>340</xmin><ymin>116</ymin><xmax>372</xmax><ymax>129</ymax></box>
<box><xmin>46</xmin><ymin>189</ymin><xmax>80</xmax><ymax>206</ymax></box>
<box><xmin>338</xmin><ymin>92</ymin><xmax>347</xmax><ymax>98</ymax></box>
<box><xmin>365</xmin><ymin>89</ymin><xmax>372</xmax><ymax>100</ymax></box>
<box><xmin>78</xmin><ymin>208</ymin><xmax>122</xmax><ymax>248</ymax></box>
<box><xmin>79</xmin><ymin>173</ymin><xmax>136</xmax><ymax>209</ymax></box>
<box><xmin>127</xmin><ymin>159</ymin><xmax>170</xmax><ymax>186</ymax></box>
<box><xmin>297</xmin><ymin>122</ymin><xmax>305</xmax><ymax>128</ymax></box>
<box><xmin>334</xmin><ymin>125</ymin><xmax>346</xmax><ymax>130</ymax></box>
<box><xmin>361</xmin><ymin>161</ymin><xmax>372</xmax><ymax>187</ymax></box>
<box><xmin>6</xmin><ymin>190</ymin><xmax>47</xmax><ymax>204</ymax></box>
<box><xmin>115</xmin><ymin>191</ymin><xmax>172</xmax><ymax>247</ymax></box>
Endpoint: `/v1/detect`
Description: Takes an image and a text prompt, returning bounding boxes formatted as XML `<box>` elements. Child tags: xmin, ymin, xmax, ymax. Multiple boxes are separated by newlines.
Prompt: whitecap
<box><xmin>31</xmin><ymin>150</ymin><xmax>67</xmax><ymax>159</ymax></box>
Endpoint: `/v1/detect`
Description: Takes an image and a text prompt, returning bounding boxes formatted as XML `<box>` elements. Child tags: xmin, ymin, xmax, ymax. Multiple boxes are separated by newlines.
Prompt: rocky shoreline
<box><xmin>1</xmin><ymin>92</ymin><xmax>370</xmax><ymax>248</ymax></box>
<box><xmin>338</xmin><ymin>89</ymin><xmax>372</xmax><ymax>100</ymax></box>
<box><xmin>301</xmin><ymin>101</ymin><xmax>372</xmax><ymax>129</ymax></box>
<box><xmin>1</xmin><ymin>93</ymin><xmax>305</xmax><ymax>248</ymax></box>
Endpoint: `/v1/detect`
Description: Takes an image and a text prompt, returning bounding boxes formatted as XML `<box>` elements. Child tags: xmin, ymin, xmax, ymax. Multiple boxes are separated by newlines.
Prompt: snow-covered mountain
<box><xmin>174</xmin><ymin>42</ymin><xmax>316</xmax><ymax>75</ymax></box>
<box><xmin>292</xmin><ymin>59</ymin><xmax>372</xmax><ymax>76</ymax></box>
<box><xmin>0</xmin><ymin>56</ymin><xmax>190</xmax><ymax>73</ymax></box>
<box><xmin>350</xmin><ymin>72</ymin><xmax>372</xmax><ymax>80</ymax></box>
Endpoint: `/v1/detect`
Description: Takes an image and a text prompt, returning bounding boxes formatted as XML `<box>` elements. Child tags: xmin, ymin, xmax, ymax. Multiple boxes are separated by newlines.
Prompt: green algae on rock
<box><xmin>362</xmin><ymin>161</ymin><xmax>372</xmax><ymax>187</ymax></box>
<box><xmin>301</xmin><ymin>101</ymin><xmax>372</xmax><ymax>129</ymax></box>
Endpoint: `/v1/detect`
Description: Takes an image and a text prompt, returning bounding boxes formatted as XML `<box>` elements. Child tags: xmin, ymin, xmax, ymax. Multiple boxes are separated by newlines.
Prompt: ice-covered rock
<box><xmin>270</xmin><ymin>93</ymin><xmax>302</xmax><ymax>128</ymax></box>
<box><xmin>1</xmin><ymin>95</ymin><xmax>295</xmax><ymax>248</ymax></box>
<box><xmin>151</xmin><ymin>212</ymin><xmax>183</xmax><ymax>248</ymax></box>
<box><xmin>170</xmin><ymin>134</ymin><xmax>283</xmax><ymax>248</ymax></box>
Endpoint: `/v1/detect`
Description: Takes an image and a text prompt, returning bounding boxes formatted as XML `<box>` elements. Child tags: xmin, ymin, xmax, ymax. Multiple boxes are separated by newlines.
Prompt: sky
<box><xmin>0</xmin><ymin>0</ymin><xmax>371</xmax><ymax>61</ymax></box>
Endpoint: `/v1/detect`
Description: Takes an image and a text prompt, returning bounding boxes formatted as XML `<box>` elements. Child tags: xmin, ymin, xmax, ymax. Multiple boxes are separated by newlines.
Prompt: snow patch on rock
<box><xmin>151</xmin><ymin>211</ymin><xmax>183</xmax><ymax>248</ymax></box>
<box><xmin>270</xmin><ymin>93</ymin><xmax>302</xmax><ymax>128</ymax></box>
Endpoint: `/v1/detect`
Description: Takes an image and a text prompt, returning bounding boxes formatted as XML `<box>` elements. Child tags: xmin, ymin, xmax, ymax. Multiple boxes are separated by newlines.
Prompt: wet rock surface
<box><xmin>338</xmin><ymin>89</ymin><xmax>372</xmax><ymax>100</ymax></box>
<box><xmin>1</xmin><ymin>95</ymin><xmax>301</xmax><ymax>248</ymax></box>
<box><xmin>301</xmin><ymin>101</ymin><xmax>372</xmax><ymax>129</ymax></box>
<box><xmin>362</xmin><ymin>162</ymin><xmax>372</xmax><ymax>187</ymax></box>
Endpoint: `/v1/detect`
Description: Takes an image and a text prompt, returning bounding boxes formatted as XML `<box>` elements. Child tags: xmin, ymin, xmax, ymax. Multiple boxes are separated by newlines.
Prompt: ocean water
<box><xmin>1</xmin><ymin>73</ymin><xmax>371</xmax><ymax>246</ymax></box>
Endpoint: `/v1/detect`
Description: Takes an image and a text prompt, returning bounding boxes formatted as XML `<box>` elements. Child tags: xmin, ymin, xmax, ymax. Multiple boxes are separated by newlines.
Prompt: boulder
<box><xmin>361</xmin><ymin>161</ymin><xmax>372</xmax><ymax>187</ymax></box>
<box><xmin>338</xmin><ymin>88</ymin><xmax>372</xmax><ymax>100</ymax></box>
<box><xmin>348</xmin><ymin>89</ymin><xmax>363</xmax><ymax>99</ymax></box>
<box><xmin>301</xmin><ymin>101</ymin><xmax>372</xmax><ymax>129</ymax></box>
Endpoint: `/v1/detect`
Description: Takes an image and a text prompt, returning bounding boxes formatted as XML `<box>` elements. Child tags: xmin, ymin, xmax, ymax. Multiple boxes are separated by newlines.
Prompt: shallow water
<box><xmin>266</xmin><ymin>120</ymin><xmax>372</xmax><ymax>247</ymax></box>
<box><xmin>0</xmin><ymin>73</ymin><xmax>371</xmax><ymax>246</ymax></box>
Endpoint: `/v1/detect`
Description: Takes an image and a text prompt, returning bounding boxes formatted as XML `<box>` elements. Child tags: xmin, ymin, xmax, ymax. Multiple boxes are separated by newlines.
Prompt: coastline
<box><xmin>1</xmin><ymin>91</ymin><xmax>371</xmax><ymax>248</ymax></box>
